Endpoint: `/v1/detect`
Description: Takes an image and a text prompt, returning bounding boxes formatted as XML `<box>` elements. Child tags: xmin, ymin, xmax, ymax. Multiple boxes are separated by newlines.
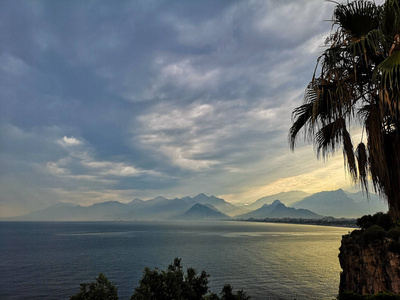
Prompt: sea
<box><xmin>0</xmin><ymin>221</ymin><xmax>351</xmax><ymax>300</ymax></box>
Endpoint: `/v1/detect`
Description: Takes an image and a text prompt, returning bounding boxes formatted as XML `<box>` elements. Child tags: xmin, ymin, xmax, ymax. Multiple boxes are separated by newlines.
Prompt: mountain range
<box><xmin>292</xmin><ymin>189</ymin><xmax>387</xmax><ymax>218</ymax></box>
<box><xmin>237</xmin><ymin>200</ymin><xmax>322</xmax><ymax>219</ymax></box>
<box><xmin>2</xmin><ymin>189</ymin><xmax>388</xmax><ymax>221</ymax></box>
<box><xmin>245</xmin><ymin>191</ymin><xmax>310</xmax><ymax>210</ymax></box>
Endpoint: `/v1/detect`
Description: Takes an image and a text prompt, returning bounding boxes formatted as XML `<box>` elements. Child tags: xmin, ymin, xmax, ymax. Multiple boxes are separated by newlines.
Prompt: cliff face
<box><xmin>339</xmin><ymin>234</ymin><xmax>400</xmax><ymax>295</ymax></box>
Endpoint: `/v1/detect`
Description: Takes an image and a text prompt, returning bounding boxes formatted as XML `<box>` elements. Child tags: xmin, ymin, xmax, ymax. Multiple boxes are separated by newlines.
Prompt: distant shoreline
<box><xmin>234</xmin><ymin>217</ymin><xmax>358</xmax><ymax>228</ymax></box>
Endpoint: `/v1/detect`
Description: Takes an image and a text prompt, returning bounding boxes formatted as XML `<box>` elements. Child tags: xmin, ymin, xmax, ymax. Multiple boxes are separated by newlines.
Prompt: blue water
<box><xmin>0</xmin><ymin>221</ymin><xmax>350</xmax><ymax>299</ymax></box>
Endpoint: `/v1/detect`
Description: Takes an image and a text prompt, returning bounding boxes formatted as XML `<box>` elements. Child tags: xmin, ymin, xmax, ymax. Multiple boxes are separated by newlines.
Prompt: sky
<box><xmin>0</xmin><ymin>0</ymin><xmax>367</xmax><ymax>217</ymax></box>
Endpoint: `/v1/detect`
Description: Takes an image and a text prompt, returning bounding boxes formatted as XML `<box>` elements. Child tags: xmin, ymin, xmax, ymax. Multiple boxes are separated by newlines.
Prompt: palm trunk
<box><xmin>388</xmin><ymin>194</ymin><xmax>400</xmax><ymax>222</ymax></box>
<box><xmin>384</xmin><ymin>131</ymin><xmax>400</xmax><ymax>223</ymax></box>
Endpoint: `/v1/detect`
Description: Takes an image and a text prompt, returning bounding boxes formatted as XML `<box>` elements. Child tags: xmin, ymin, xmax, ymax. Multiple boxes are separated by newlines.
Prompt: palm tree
<box><xmin>289</xmin><ymin>0</ymin><xmax>400</xmax><ymax>220</ymax></box>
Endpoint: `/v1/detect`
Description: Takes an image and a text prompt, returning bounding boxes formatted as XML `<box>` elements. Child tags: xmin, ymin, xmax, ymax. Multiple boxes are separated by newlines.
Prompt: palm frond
<box><xmin>346</xmin><ymin>29</ymin><xmax>385</xmax><ymax>59</ymax></box>
<box><xmin>377</xmin><ymin>50</ymin><xmax>400</xmax><ymax>119</ymax></box>
<box><xmin>356</xmin><ymin>142</ymin><xmax>369</xmax><ymax>192</ymax></box>
<box><xmin>289</xmin><ymin>102</ymin><xmax>314</xmax><ymax>150</ymax></box>
<box><xmin>342</xmin><ymin>126</ymin><xmax>357</xmax><ymax>180</ymax></box>
<box><xmin>334</xmin><ymin>1</ymin><xmax>380</xmax><ymax>39</ymax></box>
<box><xmin>382</xmin><ymin>0</ymin><xmax>400</xmax><ymax>38</ymax></box>
<box><xmin>315</xmin><ymin>117</ymin><xmax>346</xmax><ymax>158</ymax></box>
<box><xmin>378</xmin><ymin>50</ymin><xmax>400</xmax><ymax>91</ymax></box>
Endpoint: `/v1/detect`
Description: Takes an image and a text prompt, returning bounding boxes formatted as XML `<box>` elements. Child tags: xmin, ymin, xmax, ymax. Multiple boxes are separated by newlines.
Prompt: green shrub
<box><xmin>338</xmin><ymin>292</ymin><xmax>400</xmax><ymax>300</ymax></box>
<box><xmin>357</xmin><ymin>213</ymin><xmax>392</xmax><ymax>231</ymax></box>
<box><xmin>338</xmin><ymin>292</ymin><xmax>364</xmax><ymax>300</ymax></box>
<box><xmin>131</xmin><ymin>258</ymin><xmax>250</xmax><ymax>300</ymax></box>
<box><xmin>366</xmin><ymin>292</ymin><xmax>400</xmax><ymax>299</ymax></box>
<box><xmin>362</xmin><ymin>225</ymin><xmax>386</xmax><ymax>244</ymax></box>
<box><xmin>387</xmin><ymin>227</ymin><xmax>400</xmax><ymax>241</ymax></box>
<box><xmin>70</xmin><ymin>273</ymin><xmax>118</xmax><ymax>300</ymax></box>
<box><xmin>350</xmin><ymin>229</ymin><xmax>362</xmax><ymax>238</ymax></box>
<box><xmin>376</xmin><ymin>213</ymin><xmax>393</xmax><ymax>231</ymax></box>
<box><xmin>357</xmin><ymin>215</ymin><xmax>375</xmax><ymax>230</ymax></box>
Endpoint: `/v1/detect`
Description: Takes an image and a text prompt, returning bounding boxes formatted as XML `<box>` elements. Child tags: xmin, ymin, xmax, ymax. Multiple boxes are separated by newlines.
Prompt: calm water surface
<box><xmin>0</xmin><ymin>221</ymin><xmax>350</xmax><ymax>299</ymax></box>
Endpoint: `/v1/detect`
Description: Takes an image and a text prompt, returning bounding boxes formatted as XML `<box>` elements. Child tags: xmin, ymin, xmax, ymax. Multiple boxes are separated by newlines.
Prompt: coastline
<box><xmin>234</xmin><ymin>217</ymin><xmax>357</xmax><ymax>228</ymax></box>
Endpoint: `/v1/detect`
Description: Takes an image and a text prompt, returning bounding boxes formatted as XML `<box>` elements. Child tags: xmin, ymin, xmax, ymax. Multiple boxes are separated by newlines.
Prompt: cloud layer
<box><xmin>1</xmin><ymin>0</ymin><xmax>357</xmax><ymax>217</ymax></box>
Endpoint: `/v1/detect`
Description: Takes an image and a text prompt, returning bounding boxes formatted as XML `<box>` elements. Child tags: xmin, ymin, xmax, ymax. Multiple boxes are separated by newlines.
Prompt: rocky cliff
<box><xmin>339</xmin><ymin>234</ymin><xmax>400</xmax><ymax>295</ymax></box>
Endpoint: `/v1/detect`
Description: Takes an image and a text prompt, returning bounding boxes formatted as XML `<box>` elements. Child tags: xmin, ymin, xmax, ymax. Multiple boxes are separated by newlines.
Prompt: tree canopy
<box><xmin>289</xmin><ymin>0</ymin><xmax>400</xmax><ymax>219</ymax></box>
<box><xmin>131</xmin><ymin>258</ymin><xmax>250</xmax><ymax>300</ymax></box>
<box><xmin>69</xmin><ymin>273</ymin><xmax>118</xmax><ymax>300</ymax></box>
<box><xmin>70</xmin><ymin>259</ymin><xmax>250</xmax><ymax>300</ymax></box>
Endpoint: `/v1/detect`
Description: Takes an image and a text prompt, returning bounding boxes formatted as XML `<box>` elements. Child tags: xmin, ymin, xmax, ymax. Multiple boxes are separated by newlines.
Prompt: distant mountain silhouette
<box><xmin>2</xmin><ymin>190</ymin><xmax>388</xmax><ymax>221</ymax></box>
<box><xmin>176</xmin><ymin>203</ymin><xmax>231</xmax><ymax>220</ymax></box>
<box><xmin>123</xmin><ymin>197</ymin><xmax>191</xmax><ymax>220</ymax></box>
<box><xmin>3</xmin><ymin>203</ymin><xmax>93</xmax><ymax>221</ymax></box>
<box><xmin>128</xmin><ymin>198</ymin><xmax>144</xmax><ymax>205</ymax></box>
<box><xmin>345</xmin><ymin>190</ymin><xmax>385</xmax><ymax>205</ymax></box>
<box><xmin>3</xmin><ymin>193</ymin><xmax>238</xmax><ymax>221</ymax></box>
<box><xmin>4</xmin><ymin>197</ymin><xmax>192</xmax><ymax>221</ymax></box>
<box><xmin>185</xmin><ymin>193</ymin><xmax>240</xmax><ymax>215</ymax></box>
<box><xmin>293</xmin><ymin>189</ymin><xmax>387</xmax><ymax>218</ymax></box>
<box><xmin>237</xmin><ymin>200</ymin><xmax>322</xmax><ymax>219</ymax></box>
<box><xmin>246</xmin><ymin>191</ymin><xmax>310</xmax><ymax>210</ymax></box>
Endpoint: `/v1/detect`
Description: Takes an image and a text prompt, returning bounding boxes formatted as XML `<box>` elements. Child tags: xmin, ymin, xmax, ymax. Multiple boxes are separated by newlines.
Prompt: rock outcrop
<box><xmin>339</xmin><ymin>234</ymin><xmax>400</xmax><ymax>295</ymax></box>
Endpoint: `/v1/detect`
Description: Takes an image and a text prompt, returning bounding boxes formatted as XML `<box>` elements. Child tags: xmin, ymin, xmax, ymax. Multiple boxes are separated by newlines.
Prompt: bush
<box><xmin>205</xmin><ymin>284</ymin><xmax>250</xmax><ymax>300</ymax></box>
<box><xmin>387</xmin><ymin>227</ymin><xmax>400</xmax><ymax>241</ymax></box>
<box><xmin>375</xmin><ymin>213</ymin><xmax>393</xmax><ymax>231</ymax></box>
<box><xmin>357</xmin><ymin>212</ymin><xmax>393</xmax><ymax>231</ymax></box>
<box><xmin>70</xmin><ymin>260</ymin><xmax>249</xmax><ymax>300</ymax></box>
<box><xmin>70</xmin><ymin>273</ymin><xmax>118</xmax><ymax>300</ymax></box>
<box><xmin>131</xmin><ymin>258</ymin><xmax>209</xmax><ymax>300</ymax></box>
<box><xmin>338</xmin><ymin>292</ymin><xmax>400</xmax><ymax>300</ymax></box>
<box><xmin>350</xmin><ymin>229</ymin><xmax>362</xmax><ymax>238</ymax></box>
<box><xmin>357</xmin><ymin>215</ymin><xmax>375</xmax><ymax>230</ymax></box>
<box><xmin>338</xmin><ymin>292</ymin><xmax>364</xmax><ymax>300</ymax></box>
<box><xmin>362</xmin><ymin>225</ymin><xmax>386</xmax><ymax>244</ymax></box>
<box><xmin>131</xmin><ymin>258</ymin><xmax>250</xmax><ymax>300</ymax></box>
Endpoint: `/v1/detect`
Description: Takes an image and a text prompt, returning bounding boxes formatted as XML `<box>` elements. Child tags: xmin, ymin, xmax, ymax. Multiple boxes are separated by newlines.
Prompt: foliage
<box><xmin>361</xmin><ymin>225</ymin><xmax>387</xmax><ymax>244</ymax></box>
<box><xmin>350</xmin><ymin>229</ymin><xmax>363</xmax><ymax>237</ymax></box>
<box><xmin>357</xmin><ymin>212</ymin><xmax>393</xmax><ymax>230</ymax></box>
<box><xmin>206</xmin><ymin>284</ymin><xmax>250</xmax><ymax>300</ymax></box>
<box><xmin>131</xmin><ymin>258</ymin><xmax>250</xmax><ymax>300</ymax></box>
<box><xmin>219</xmin><ymin>284</ymin><xmax>250</xmax><ymax>300</ymax></box>
<box><xmin>69</xmin><ymin>273</ymin><xmax>118</xmax><ymax>300</ymax></box>
<box><xmin>338</xmin><ymin>291</ymin><xmax>400</xmax><ymax>299</ymax></box>
<box><xmin>289</xmin><ymin>0</ymin><xmax>400</xmax><ymax>219</ymax></box>
<box><xmin>353</xmin><ymin>212</ymin><xmax>400</xmax><ymax>245</ymax></box>
<box><xmin>387</xmin><ymin>226</ymin><xmax>400</xmax><ymax>240</ymax></box>
<box><xmin>130</xmin><ymin>258</ymin><xmax>208</xmax><ymax>300</ymax></box>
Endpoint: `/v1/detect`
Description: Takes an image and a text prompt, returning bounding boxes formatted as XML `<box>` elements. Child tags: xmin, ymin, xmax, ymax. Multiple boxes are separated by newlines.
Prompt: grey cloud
<box><xmin>0</xmin><ymin>0</ymin><xmax>339</xmax><ymax>215</ymax></box>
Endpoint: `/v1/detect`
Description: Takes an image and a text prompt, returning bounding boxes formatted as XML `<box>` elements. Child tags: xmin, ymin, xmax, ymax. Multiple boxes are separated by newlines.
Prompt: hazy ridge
<box><xmin>1</xmin><ymin>189</ymin><xmax>387</xmax><ymax>221</ymax></box>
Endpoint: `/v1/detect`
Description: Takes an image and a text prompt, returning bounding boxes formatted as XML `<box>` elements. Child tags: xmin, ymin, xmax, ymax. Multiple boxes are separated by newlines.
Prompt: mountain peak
<box><xmin>193</xmin><ymin>193</ymin><xmax>209</xmax><ymax>200</ymax></box>
<box><xmin>237</xmin><ymin>200</ymin><xmax>321</xmax><ymax>219</ymax></box>
<box><xmin>128</xmin><ymin>198</ymin><xmax>144</xmax><ymax>205</ymax></box>
<box><xmin>177</xmin><ymin>203</ymin><xmax>230</xmax><ymax>220</ymax></box>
